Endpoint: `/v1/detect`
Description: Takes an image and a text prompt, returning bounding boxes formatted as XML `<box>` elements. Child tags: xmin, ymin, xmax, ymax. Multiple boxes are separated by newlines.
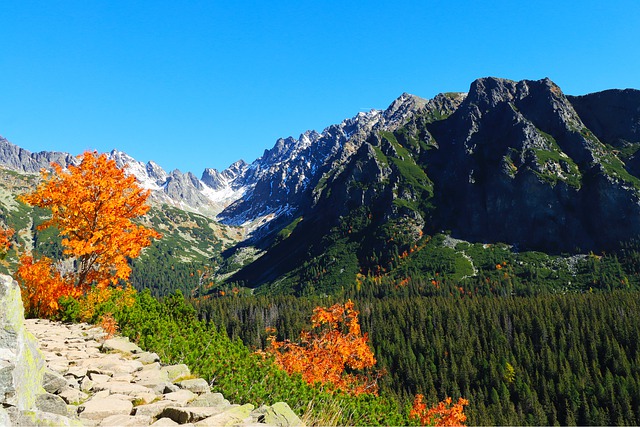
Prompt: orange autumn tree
<box><xmin>264</xmin><ymin>300</ymin><xmax>380</xmax><ymax>395</ymax></box>
<box><xmin>17</xmin><ymin>151</ymin><xmax>160</xmax><ymax>316</ymax></box>
<box><xmin>410</xmin><ymin>394</ymin><xmax>469</xmax><ymax>427</ymax></box>
<box><xmin>0</xmin><ymin>227</ymin><xmax>14</xmax><ymax>256</ymax></box>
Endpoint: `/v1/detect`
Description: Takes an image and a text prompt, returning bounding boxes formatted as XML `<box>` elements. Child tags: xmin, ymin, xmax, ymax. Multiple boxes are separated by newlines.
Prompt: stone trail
<box><xmin>23</xmin><ymin>319</ymin><xmax>304</xmax><ymax>427</ymax></box>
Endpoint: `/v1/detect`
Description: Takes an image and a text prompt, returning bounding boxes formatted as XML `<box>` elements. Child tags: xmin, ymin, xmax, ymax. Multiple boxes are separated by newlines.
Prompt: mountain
<box><xmin>223</xmin><ymin>77</ymin><xmax>640</xmax><ymax>294</ymax></box>
<box><xmin>1</xmin><ymin>77</ymin><xmax>639</xmax><ymax>296</ymax></box>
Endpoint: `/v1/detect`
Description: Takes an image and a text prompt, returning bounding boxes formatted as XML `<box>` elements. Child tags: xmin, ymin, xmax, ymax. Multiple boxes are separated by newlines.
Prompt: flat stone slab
<box><xmin>35</xmin><ymin>392</ymin><xmax>69</xmax><ymax>416</ymax></box>
<box><xmin>79</xmin><ymin>396</ymin><xmax>134</xmax><ymax>420</ymax></box>
<box><xmin>160</xmin><ymin>406</ymin><xmax>226</xmax><ymax>424</ymax></box>
<box><xmin>188</xmin><ymin>392</ymin><xmax>229</xmax><ymax>408</ymax></box>
<box><xmin>97</xmin><ymin>413</ymin><xmax>153</xmax><ymax>426</ymax></box>
<box><xmin>177</xmin><ymin>378</ymin><xmax>210</xmax><ymax>394</ymax></box>
<box><xmin>103</xmin><ymin>337</ymin><xmax>143</xmax><ymax>354</ymax></box>
<box><xmin>133</xmin><ymin>352</ymin><xmax>161</xmax><ymax>365</ymax></box>
<box><xmin>161</xmin><ymin>364</ymin><xmax>190</xmax><ymax>382</ymax></box>
<box><xmin>150</xmin><ymin>417</ymin><xmax>184</xmax><ymax>426</ymax></box>
<box><xmin>93</xmin><ymin>381</ymin><xmax>156</xmax><ymax>396</ymax></box>
<box><xmin>163</xmin><ymin>389</ymin><xmax>198</xmax><ymax>406</ymax></box>
<box><xmin>58</xmin><ymin>387</ymin><xmax>89</xmax><ymax>405</ymax></box>
<box><xmin>194</xmin><ymin>403</ymin><xmax>255</xmax><ymax>426</ymax></box>
<box><xmin>134</xmin><ymin>400</ymin><xmax>177</xmax><ymax>418</ymax></box>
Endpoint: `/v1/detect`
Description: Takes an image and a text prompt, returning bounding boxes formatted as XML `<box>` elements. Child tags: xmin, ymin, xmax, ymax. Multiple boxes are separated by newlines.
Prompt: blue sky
<box><xmin>1</xmin><ymin>1</ymin><xmax>638</xmax><ymax>174</ymax></box>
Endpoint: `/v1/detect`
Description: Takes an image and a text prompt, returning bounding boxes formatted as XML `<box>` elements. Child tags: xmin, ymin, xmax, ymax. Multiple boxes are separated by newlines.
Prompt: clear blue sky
<box><xmin>1</xmin><ymin>1</ymin><xmax>638</xmax><ymax>174</ymax></box>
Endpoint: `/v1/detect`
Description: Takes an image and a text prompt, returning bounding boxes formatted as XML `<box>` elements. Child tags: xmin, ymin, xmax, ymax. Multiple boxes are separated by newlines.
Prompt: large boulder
<box><xmin>0</xmin><ymin>274</ymin><xmax>81</xmax><ymax>426</ymax></box>
<box><xmin>0</xmin><ymin>274</ymin><xmax>46</xmax><ymax>410</ymax></box>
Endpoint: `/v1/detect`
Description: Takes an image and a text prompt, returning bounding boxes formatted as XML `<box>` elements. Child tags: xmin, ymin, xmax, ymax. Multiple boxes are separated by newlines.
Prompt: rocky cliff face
<box><xmin>226</xmin><ymin>78</ymin><xmax>640</xmax><ymax>292</ymax></box>
<box><xmin>0</xmin><ymin>274</ymin><xmax>81</xmax><ymax>426</ymax></box>
<box><xmin>425</xmin><ymin>77</ymin><xmax>640</xmax><ymax>252</ymax></box>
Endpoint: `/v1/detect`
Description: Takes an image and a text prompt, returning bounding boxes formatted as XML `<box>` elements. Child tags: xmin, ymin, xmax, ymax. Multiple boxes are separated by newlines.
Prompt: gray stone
<box><xmin>97</xmin><ymin>413</ymin><xmax>153</xmax><ymax>426</ymax></box>
<box><xmin>92</xmin><ymin>381</ymin><xmax>156</xmax><ymax>396</ymax></box>
<box><xmin>161</xmin><ymin>364</ymin><xmax>190</xmax><ymax>382</ymax></box>
<box><xmin>261</xmin><ymin>402</ymin><xmax>304</xmax><ymax>427</ymax></box>
<box><xmin>43</xmin><ymin>369</ymin><xmax>68</xmax><ymax>394</ymax></box>
<box><xmin>164</xmin><ymin>389</ymin><xmax>198</xmax><ymax>406</ymax></box>
<box><xmin>0</xmin><ymin>274</ymin><xmax>46</xmax><ymax>411</ymax></box>
<box><xmin>79</xmin><ymin>396</ymin><xmax>134</xmax><ymax>420</ymax></box>
<box><xmin>58</xmin><ymin>387</ymin><xmax>89</xmax><ymax>405</ymax></box>
<box><xmin>80</xmin><ymin>378</ymin><xmax>95</xmax><ymax>392</ymax></box>
<box><xmin>102</xmin><ymin>337</ymin><xmax>143</xmax><ymax>354</ymax></box>
<box><xmin>194</xmin><ymin>403</ymin><xmax>255</xmax><ymax>426</ymax></box>
<box><xmin>150</xmin><ymin>418</ymin><xmax>182</xmax><ymax>426</ymax></box>
<box><xmin>164</xmin><ymin>383</ymin><xmax>180</xmax><ymax>393</ymax></box>
<box><xmin>133</xmin><ymin>351</ymin><xmax>160</xmax><ymax>364</ymax></box>
<box><xmin>176</xmin><ymin>378</ymin><xmax>210</xmax><ymax>394</ymax></box>
<box><xmin>161</xmin><ymin>406</ymin><xmax>226</xmax><ymax>424</ymax></box>
<box><xmin>133</xmin><ymin>400</ymin><xmax>176</xmax><ymax>417</ymax></box>
<box><xmin>35</xmin><ymin>392</ymin><xmax>68</xmax><ymax>416</ymax></box>
<box><xmin>0</xmin><ymin>406</ymin><xmax>10</xmax><ymax>427</ymax></box>
<box><xmin>8</xmin><ymin>408</ymin><xmax>83</xmax><ymax>426</ymax></box>
<box><xmin>88</xmin><ymin>372</ymin><xmax>111</xmax><ymax>383</ymax></box>
<box><xmin>188</xmin><ymin>392</ymin><xmax>230</xmax><ymax>408</ymax></box>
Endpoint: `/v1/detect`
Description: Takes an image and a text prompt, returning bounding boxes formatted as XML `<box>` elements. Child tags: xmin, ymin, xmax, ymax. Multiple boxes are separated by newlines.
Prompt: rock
<box><xmin>260</xmin><ymin>402</ymin><xmax>304</xmax><ymax>427</ymax></box>
<box><xmin>133</xmin><ymin>400</ymin><xmax>176</xmax><ymax>418</ymax></box>
<box><xmin>0</xmin><ymin>407</ymin><xmax>10</xmax><ymax>427</ymax></box>
<box><xmin>80</xmin><ymin>378</ymin><xmax>95</xmax><ymax>392</ymax></box>
<box><xmin>188</xmin><ymin>392</ymin><xmax>230</xmax><ymax>408</ymax></box>
<box><xmin>43</xmin><ymin>369</ymin><xmax>68</xmax><ymax>394</ymax></box>
<box><xmin>92</xmin><ymin>381</ymin><xmax>155</xmax><ymax>396</ymax></box>
<box><xmin>194</xmin><ymin>403</ymin><xmax>255</xmax><ymax>426</ymax></box>
<box><xmin>35</xmin><ymin>392</ymin><xmax>68</xmax><ymax>416</ymax></box>
<box><xmin>161</xmin><ymin>364</ymin><xmax>191</xmax><ymax>382</ymax></box>
<box><xmin>102</xmin><ymin>337</ymin><xmax>143</xmax><ymax>354</ymax></box>
<box><xmin>58</xmin><ymin>387</ymin><xmax>89</xmax><ymax>405</ymax></box>
<box><xmin>164</xmin><ymin>383</ymin><xmax>181</xmax><ymax>393</ymax></box>
<box><xmin>89</xmin><ymin>372</ymin><xmax>112</xmax><ymax>383</ymax></box>
<box><xmin>133</xmin><ymin>352</ymin><xmax>161</xmax><ymax>364</ymax></box>
<box><xmin>163</xmin><ymin>389</ymin><xmax>198</xmax><ymax>406</ymax></box>
<box><xmin>7</xmin><ymin>407</ymin><xmax>83</xmax><ymax>426</ymax></box>
<box><xmin>176</xmin><ymin>378</ymin><xmax>210</xmax><ymax>394</ymax></box>
<box><xmin>150</xmin><ymin>417</ymin><xmax>182</xmax><ymax>426</ymax></box>
<box><xmin>0</xmin><ymin>275</ymin><xmax>46</xmax><ymax>412</ymax></box>
<box><xmin>160</xmin><ymin>406</ymin><xmax>227</xmax><ymax>424</ymax></box>
<box><xmin>97</xmin><ymin>413</ymin><xmax>153</xmax><ymax>426</ymax></box>
<box><xmin>78</xmin><ymin>396</ymin><xmax>134</xmax><ymax>420</ymax></box>
<box><xmin>133</xmin><ymin>366</ymin><xmax>170</xmax><ymax>392</ymax></box>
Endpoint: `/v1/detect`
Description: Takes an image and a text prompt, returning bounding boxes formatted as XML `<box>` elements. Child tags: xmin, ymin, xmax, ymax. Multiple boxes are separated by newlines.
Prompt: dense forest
<box><xmin>194</xmin><ymin>291</ymin><xmax>640</xmax><ymax>426</ymax></box>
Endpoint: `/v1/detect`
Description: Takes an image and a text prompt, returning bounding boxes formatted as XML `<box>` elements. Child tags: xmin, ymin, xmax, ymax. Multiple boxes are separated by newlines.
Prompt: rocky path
<box><xmin>24</xmin><ymin>319</ymin><xmax>303</xmax><ymax>427</ymax></box>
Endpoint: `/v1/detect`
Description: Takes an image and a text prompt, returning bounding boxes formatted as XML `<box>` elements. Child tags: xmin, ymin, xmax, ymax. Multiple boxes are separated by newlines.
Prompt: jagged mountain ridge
<box><xmin>2</xmin><ymin>77</ymin><xmax>640</xmax><ymax>295</ymax></box>
<box><xmin>224</xmin><ymin>77</ymin><xmax>640</xmax><ymax>293</ymax></box>
<box><xmin>0</xmin><ymin>92</ymin><xmax>438</xmax><ymax>229</ymax></box>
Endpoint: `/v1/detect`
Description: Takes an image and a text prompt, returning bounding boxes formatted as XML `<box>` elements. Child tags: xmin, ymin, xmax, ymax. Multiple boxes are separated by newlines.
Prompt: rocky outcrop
<box><xmin>0</xmin><ymin>274</ymin><xmax>81</xmax><ymax>426</ymax></box>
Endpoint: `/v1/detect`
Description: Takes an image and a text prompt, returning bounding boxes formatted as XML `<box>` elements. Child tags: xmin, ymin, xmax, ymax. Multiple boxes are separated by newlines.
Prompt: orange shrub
<box><xmin>264</xmin><ymin>300</ymin><xmax>380</xmax><ymax>395</ymax></box>
<box><xmin>410</xmin><ymin>394</ymin><xmax>469</xmax><ymax>426</ymax></box>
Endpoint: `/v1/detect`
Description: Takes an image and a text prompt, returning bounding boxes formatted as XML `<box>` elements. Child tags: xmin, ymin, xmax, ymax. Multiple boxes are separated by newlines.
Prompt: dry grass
<box><xmin>300</xmin><ymin>397</ymin><xmax>355</xmax><ymax>427</ymax></box>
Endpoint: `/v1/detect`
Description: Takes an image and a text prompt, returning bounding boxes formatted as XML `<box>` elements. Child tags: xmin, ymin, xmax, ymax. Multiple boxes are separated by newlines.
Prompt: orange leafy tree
<box><xmin>16</xmin><ymin>254</ymin><xmax>81</xmax><ymax>318</ymax></box>
<box><xmin>0</xmin><ymin>227</ymin><xmax>14</xmax><ymax>256</ymax></box>
<box><xmin>17</xmin><ymin>151</ymin><xmax>160</xmax><ymax>316</ymax></box>
<box><xmin>410</xmin><ymin>394</ymin><xmax>469</xmax><ymax>426</ymax></box>
<box><xmin>264</xmin><ymin>300</ymin><xmax>380</xmax><ymax>395</ymax></box>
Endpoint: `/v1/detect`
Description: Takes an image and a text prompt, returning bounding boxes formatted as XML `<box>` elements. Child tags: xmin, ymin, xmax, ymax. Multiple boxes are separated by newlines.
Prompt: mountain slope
<box><xmin>224</xmin><ymin>77</ymin><xmax>640</xmax><ymax>294</ymax></box>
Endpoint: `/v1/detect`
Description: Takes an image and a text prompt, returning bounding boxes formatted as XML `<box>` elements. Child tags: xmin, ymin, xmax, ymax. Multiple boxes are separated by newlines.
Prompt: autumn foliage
<box><xmin>264</xmin><ymin>300</ymin><xmax>380</xmax><ymax>395</ymax></box>
<box><xmin>410</xmin><ymin>394</ymin><xmax>469</xmax><ymax>426</ymax></box>
<box><xmin>17</xmin><ymin>151</ymin><xmax>160</xmax><ymax>317</ymax></box>
<box><xmin>0</xmin><ymin>227</ymin><xmax>14</xmax><ymax>256</ymax></box>
<box><xmin>16</xmin><ymin>254</ymin><xmax>81</xmax><ymax>318</ymax></box>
